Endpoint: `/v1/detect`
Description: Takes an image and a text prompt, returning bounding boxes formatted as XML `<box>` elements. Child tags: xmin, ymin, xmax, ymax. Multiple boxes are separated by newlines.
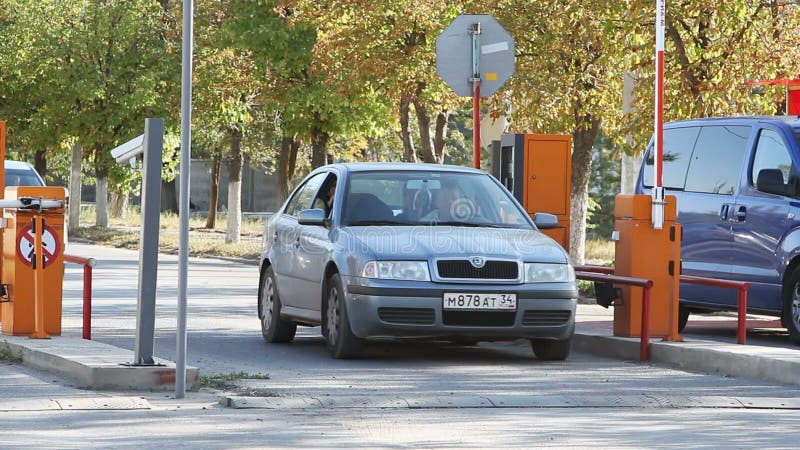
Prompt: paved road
<box><xmin>2</xmin><ymin>241</ymin><xmax>797</xmax><ymax>448</ymax></box>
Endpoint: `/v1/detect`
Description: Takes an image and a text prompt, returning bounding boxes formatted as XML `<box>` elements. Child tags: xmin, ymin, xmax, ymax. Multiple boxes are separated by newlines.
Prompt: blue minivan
<box><xmin>636</xmin><ymin>116</ymin><xmax>800</xmax><ymax>344</ymax></box>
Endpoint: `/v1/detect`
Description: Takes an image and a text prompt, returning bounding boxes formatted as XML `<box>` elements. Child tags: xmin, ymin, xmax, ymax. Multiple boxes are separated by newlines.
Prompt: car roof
<box><xmin>4</xmin><ymin>160</ymin><xmax>37</xmax><ymax>170</ymax></box>
<box><xmin>325</xmin><ymin>162</ymin><xmax>486</xmax><ymax>175</ymax></box>
<box><xmin>668</xmin><ymin>115</ymin><xmax>800</xmax><ymax>128</ymax></box>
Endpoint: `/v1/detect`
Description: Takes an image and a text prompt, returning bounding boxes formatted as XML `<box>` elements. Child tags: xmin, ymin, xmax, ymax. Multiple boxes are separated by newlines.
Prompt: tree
<box><xmin>0</xmin><ymin>0</ymin><xmax>176</xmax><ymax>227</ymax></box>
<box><xmin>494</xmin><ymin>0</ymin><xmax>626</xmax><ymax>264</ymax></box>
<box><xmin>622</xmin><ymin>1</ymin><xmax>800</xmax><ymax>151</ymax></box>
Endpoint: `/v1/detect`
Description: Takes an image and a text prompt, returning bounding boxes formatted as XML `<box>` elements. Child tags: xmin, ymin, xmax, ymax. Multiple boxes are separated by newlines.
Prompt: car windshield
<box><xmin>6</xmin><ymin>168</ymin><xmax>44</xmax><ymax>186</ymax></box>
<box><xmin>342</xmin><ymin>170</ymin><xmax>532</xmax><ymax>229</ymax></box>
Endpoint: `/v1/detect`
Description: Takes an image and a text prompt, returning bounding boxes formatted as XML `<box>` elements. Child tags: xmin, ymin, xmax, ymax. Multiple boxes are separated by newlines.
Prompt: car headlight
<box><xmin>524</xmin><ymin>263</ymin><xmax>575</xmax><ymax>283</ymax></box>
<box><xmin>361</xmin><ymin>261</ymin><xmax>430</xmax><ymax>281</ymax></box>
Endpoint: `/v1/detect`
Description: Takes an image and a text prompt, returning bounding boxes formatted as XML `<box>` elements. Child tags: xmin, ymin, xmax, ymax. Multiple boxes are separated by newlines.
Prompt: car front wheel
<box><xmin>530</xmin><ymin>336</ymin><xmax>572</xmax><ymax>361</ymax></box>
<box><xmin>260</xmin><ymin>266</ymin><xmax>297</xmax><ymax>343</ymax></box>
<box><xmin>324</xmin><ymin>273</ymin><xmax>363</xmax><ymax>359</ymax></box>
<box><xmin>782</xmin><ymin>266</ymin><xmax>800</xmax><ymax>345</ymax></box>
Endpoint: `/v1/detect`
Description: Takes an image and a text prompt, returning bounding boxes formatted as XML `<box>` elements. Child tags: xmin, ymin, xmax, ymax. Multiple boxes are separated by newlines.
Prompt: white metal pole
<box><xmin>652</xmin><ymin>0</ymin><xmax>666</xmax><ymax>229</ymax></box>
<box><xmin>176</xmin><ymin>0</ymin><xmax>194</xmax><ymax>399</ymax></box>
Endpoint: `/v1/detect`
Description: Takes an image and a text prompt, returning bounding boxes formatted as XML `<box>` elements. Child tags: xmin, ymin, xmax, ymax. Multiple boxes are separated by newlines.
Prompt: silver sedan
<box><xmin>259</xmin><ymin>163</ymin><xmax>577</xmax><ymax>359</ymax></box>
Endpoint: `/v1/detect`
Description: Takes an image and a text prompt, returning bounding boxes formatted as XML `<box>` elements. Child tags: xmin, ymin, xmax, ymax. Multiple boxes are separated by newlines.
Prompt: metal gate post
<box><xmin>132</xmin><ymin>118</ymin><xmax>164</xmax><ymax>365</ymax></box>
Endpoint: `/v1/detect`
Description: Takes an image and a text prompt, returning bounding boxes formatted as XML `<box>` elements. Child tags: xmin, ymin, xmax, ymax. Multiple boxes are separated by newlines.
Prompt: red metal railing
<box><xmin>576</xmin><ymin>264</ymin><xmax>752</xmax><ymax>345</ymax></box>
<box><xmin>680</xmin><ymin>275</ymin><xmax>751</xmax><ymax>345</ymax></box>
<box><xmin>574</xmin><ymin>269</ymin><xmax>654</xmax><ymax>361</ymax></box>
<box><xmin>64</xmin><ymin>254</ymin><xmax>95</xmax><ymax>340</ymax></box>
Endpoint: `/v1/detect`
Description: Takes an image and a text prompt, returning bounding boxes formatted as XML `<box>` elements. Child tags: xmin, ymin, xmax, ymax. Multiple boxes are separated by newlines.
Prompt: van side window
<box><xmin>643</xmin><ymin>127</ymin><xmax>700</xmax><ymax>189</ymax></box>
<box><xmin>751</xmin><ymin>129</ymin><xmax>798</xmax><ymax>198</ymax></box>
<box><xmin>684</xmin><ymin>125</ymin><xmax>750</xmax><ymax>195</ymax></box>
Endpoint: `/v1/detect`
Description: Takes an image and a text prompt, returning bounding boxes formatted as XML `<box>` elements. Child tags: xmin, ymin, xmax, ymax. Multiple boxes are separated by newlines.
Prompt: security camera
<box><xmin>110</xmin><ymin>134</ymin><xmax>145</xmax><ymax>165</ymax></box>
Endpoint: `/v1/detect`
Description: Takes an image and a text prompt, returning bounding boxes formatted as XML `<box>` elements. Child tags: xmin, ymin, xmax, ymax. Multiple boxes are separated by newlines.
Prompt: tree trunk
<box><xmin>34</xmin><ymin>149</ymin><xmax>47</xmax><ymax>181</ymax></box>
<box><xmin>109</xmin><ymin>189</ymin><xmax>128</xmax><ymax>218</ymax></box>
<box><xmin>399</xmin><ymin>96</ymin><xmax>417</xmax><ymax>162</ymax></box>
<box><xmin>161</xmin><ymin>179</ymin><xmax>179</xmax><ymax>213</ymax></box>
<box><xmin>225</xmin><ymin>127</ymin><xmax>244</xmax><ymax>244</ymax></box>
<box><xmin>68</xmin><ymin>141</ymin><xmax>82</xmax><ymax>233</ymax></box>
<box><xmin>413</xmin><ymin>99</ymin><xmax>437</xmax><ymax>163</ymax></box>
<box><xmin>433</xmin><ymin>110</ymin><xmax>449</xmax><ymax>163</ymax></box>
<box><xmin>310</xmin><ymin>121</ymin><xmax>329</xmax><ymax>169</ymax></box>
<box><xmin>569</xmin><ymin>115</ymin><xmax>602</xmax><ymax>265</ymax></box>
<box><xmin>95</xmin><ymin>171</ymin><xmax>109</xmax><ymax>228</ymax></box>
<box><xmin>277</xmin><ymin>134</ymin><xmax>300</xmax><ymax>206</ymax></box>
<box><xmin>205</xmin><ymin>150</ymin><xmax>222</xmax><ymax>229</ymax></box>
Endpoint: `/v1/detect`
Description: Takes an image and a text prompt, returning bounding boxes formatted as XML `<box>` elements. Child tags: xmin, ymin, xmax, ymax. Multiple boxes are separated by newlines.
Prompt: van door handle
<box><xmin>273</xmin><ymin>232</ymin><xmax>278</xmax><ymax>243</ymax></box>
<box><xmin>735</xmin><ymin>206</ymin><xmax>747</xmax><ymax>222</ymax></box>
<box><xmin>294</xmin><ymin>236</ymin><xmax>301</xmax><ymax>248</ymax></box>
<box><xmin>720</xmin><ymin>204</ymin><xmax>730</xmax><ymax>220</ymax></box>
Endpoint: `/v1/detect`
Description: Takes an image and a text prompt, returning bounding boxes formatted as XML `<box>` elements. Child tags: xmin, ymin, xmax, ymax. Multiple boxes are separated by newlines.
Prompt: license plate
<box><xmin>443</xmin><ymin>293</ymin><xmax>517</xmax><ymax>310</ymax></box>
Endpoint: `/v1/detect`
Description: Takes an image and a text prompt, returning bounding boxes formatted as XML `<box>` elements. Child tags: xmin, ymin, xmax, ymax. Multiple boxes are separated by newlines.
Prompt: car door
<box><xmin>292</xmin><ymin>172</ymin><xmax>339</xmax><ymax>312</ymax></box>
<box><xmin>730</xmin><ymin>127</ymin><xmax>800</xmax><ymax>312</ymax></box>
<box><xmin>676</xmin><ymin>125</ymin><xmax>750</xmax><ymax>307</ymax></box>
<box><xmin>273</xmin><ymin>172</ymin><xmax>328</xmax><ymax>307</ymax></box>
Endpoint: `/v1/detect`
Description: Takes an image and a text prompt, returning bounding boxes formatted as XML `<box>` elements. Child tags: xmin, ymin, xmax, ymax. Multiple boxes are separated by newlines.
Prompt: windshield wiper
<box><xmin>346</xmin><ymin>220</ymin><xmax>411</xmax><ymax>226</ymax></box>
<box><xmin>433</xmin><ymin>221</ymin><xmax>506</xmax><ymax>228</ymax></box>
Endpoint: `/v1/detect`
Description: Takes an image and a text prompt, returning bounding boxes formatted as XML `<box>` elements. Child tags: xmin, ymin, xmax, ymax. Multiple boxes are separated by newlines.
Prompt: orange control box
<box><xmin>521</xmin><ymin>134</ymin><xmax>572</xmax><ymax>251</ymax></box>
<box><xmin>613</xmin><ymin>194</ymin><xmax>681</xmax><ymax>339</ymax></box>
<box><xmin>1</xmin><ymin>186</ymin><xmax>67</xmax><ymax>336</ymax></box>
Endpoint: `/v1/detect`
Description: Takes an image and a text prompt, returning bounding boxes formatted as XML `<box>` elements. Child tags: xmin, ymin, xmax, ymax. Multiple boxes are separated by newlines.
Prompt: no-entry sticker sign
<box><xmin>17</xmin><ymin>223</ymin><xmax>61</xmax><ymax>267</ymax></box>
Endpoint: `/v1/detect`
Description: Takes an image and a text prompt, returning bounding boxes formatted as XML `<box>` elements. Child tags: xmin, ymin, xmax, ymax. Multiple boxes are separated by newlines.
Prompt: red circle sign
<box><xmin>16</xmin><ymin>224</ymin><xmax>61</xmax><ymax>267</ymax></box>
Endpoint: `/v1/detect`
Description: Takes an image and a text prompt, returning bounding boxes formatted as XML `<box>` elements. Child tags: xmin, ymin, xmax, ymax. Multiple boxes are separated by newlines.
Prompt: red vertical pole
<box><xmin>473</xmin><ymin>82</ymin><xmax>481</xmax><ymax>169</ymax></box>
<box><xmin>640</xmin><ymin>285</ymin><xmax>652</xmax><ymax>361</ymax></box>
<box><xmin>737</xmin><ymin>287</ymin><xmax>747</xmax><ymax>345</ymax></box>
<box><xmin>83</xmin><ymin>264</ymin><xmax>92</xmax><ymax>340</ymax></box>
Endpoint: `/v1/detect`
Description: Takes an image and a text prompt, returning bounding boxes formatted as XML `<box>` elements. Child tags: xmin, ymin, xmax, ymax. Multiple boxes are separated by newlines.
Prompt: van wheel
<box><xmin>260</xmin><ymin>267</ymin><xmax>297</xmax><ymax>343</ymax></box>
<box><xmin>782</xmin><ymin>266</ymin><xmax>800</xmax><ymax>345</ymax></box>
<box><xmin>530</xmin><ymin>336</ymin><xmax>572</xmax><ymax>361</ymax></box>
<box><xmin>323</xmin><ymin>273</ymin><xmax>363</xmax><ymax>359</ymax></box>
<box><xmin>678</xmin><ymin>304</ymin><xmax>690</xmax><ymax>332</ymax></box>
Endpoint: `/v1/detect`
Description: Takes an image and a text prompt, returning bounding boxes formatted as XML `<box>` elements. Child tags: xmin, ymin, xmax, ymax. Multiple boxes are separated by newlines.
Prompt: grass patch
<box><xmin>200</xmin><ymin>371</ymin><xmax>270</xmax><ymax>389</ymax></box>
<box><xmin>0</xmin><ymin>344</ymin><xmax>22</xmax><ymax>362</ymax></box>
<box><xmin>70</xmin><ymin>225</ymin><xmax>262</xmax><ymax>260</ymax></box>
<box><xmin>585</xmin><ymin>239</ymin><xmax>614</xmax><ymax>266</ymax></box>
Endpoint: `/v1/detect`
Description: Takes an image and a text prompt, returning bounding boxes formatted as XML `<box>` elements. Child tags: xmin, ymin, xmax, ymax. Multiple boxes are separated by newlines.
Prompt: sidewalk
<box><xmin>574</xmin><ymin>303</ymin><xmax>800</xmax><ymax>386</ymax></box>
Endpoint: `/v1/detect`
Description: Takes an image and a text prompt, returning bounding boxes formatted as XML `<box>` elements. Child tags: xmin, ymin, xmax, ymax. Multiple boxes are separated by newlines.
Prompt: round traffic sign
<box><xmin>436</xmin><ymin>14</ymin><xmax>516</xmax><ymax>97</ymax></box>
<box><xmin>17</xmin><ymin>223</ymin><xmax>61</xmax><ymax>267</ymax></box>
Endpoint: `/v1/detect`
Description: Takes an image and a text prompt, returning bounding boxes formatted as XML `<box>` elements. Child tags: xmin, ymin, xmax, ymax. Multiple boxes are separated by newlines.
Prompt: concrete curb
<box><xmin>0</xmin><ymin>396</ymin><xmax>151</xmax><ymax>412</ymax></box>
<box><xmin>0</xmin><ymin>336</ymin><xmax>200</xmax><ymax>391</ymax></box>
<box><xmin>219</xmin><ymin>394</ymin><xmax>800</xmax><ymax>410</ymax></box>
<box><xmin>573</xmin><ymin>327</ymin><xmax>800</xmax><ymax>387</ymax></box>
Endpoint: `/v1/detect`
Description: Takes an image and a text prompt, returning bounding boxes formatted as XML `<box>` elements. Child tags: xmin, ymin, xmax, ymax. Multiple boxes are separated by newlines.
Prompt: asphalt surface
<box><xmin>1</xmin><ymin>242</ymin><xmax>799</xmax><ymax>448</ymax></box>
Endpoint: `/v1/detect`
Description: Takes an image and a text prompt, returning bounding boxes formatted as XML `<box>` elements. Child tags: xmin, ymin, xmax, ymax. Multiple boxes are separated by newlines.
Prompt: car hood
<box><xmin>341</xmin><ymin>226</ymin><xmax>569</xmax><ymax>264</ymax></box>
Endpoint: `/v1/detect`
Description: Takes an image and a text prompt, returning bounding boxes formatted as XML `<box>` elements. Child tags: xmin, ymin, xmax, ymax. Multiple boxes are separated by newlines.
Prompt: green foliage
<box><xmin>588</xmin><ymin>132</ymin><xmax>620</xmax><ymax>240</ymax></box>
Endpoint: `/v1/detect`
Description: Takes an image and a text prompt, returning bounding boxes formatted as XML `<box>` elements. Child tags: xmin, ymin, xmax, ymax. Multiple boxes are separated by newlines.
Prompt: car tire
<box><xmin>678</xmin><ymin>304</ymin><xmax>690</xmax><ymax>333</ymax></box>
<box><xmin>782</xmin><ymin>266</ymin><xmax>800</xmax><ymax>345</ymax></box>
<box><xmin>530</xmin><ymin>336</ymin><xmax>572</xmax><ymax>361</ymax></box>
<box><xmin>324</xmin><ymin>273</ymin><xmax>363</xmax><ymax>359</ymax></box>
<box><xmin>260</xmin><ymin>266</ymin><xmax>297</xmax><ymax>343</ymax></box>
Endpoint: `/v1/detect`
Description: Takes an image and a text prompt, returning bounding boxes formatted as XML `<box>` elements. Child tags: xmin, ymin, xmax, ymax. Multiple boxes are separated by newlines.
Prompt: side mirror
<box><xmin>297</xmin><ymin>208</ymin><xmax>328</xmax><ymax>226</ymax></box>
<box><xmin>533</xmin><ymin>212</ymin><xmax>558</xmax><ymax>229</ymax></box>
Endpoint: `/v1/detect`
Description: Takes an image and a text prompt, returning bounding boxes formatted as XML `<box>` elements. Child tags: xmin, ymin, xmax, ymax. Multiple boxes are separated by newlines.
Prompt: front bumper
<box><xmin>343</xmin><ymin>276</ymin><xmax>577</xmax><ymax>341</ymax></box>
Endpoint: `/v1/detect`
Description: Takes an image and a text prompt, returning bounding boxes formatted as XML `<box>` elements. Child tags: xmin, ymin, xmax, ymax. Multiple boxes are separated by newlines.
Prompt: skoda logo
<box><xmin>469</xmin><ymin>256</ymin><xmax>486</xmax><ymax>268</ymax></box>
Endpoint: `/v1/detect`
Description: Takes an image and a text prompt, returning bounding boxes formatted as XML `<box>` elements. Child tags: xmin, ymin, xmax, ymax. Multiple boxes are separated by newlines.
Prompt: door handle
<box><xmin>273</xmin><ymin>232</ymin><xmax>278</xmax><ymax>243</ymax></box>
<box><xmin>735</xmin><ymin>206</ymin><xmax>747</xmax><ymax>222</ymax></box>
<box><xmin>720</xmin><ymin>204</ymin><xmax>730</xmax><ymax>221</ymax></box>
<box><xmin>294</xmin><ymin>236</ymin><xmax>301</xmax><ymax>248</ymax></box>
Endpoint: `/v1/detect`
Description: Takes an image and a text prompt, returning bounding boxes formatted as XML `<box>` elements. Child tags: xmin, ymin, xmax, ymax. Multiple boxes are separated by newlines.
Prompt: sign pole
<box><xmin>176</xmin><ymin>0</ymin><xmax>194</xmax><ymax>399</ymax></box>
<box><xmin>471</xmin><ymin>22</ymin><xmax>482</xmax><ymax>169</ymax></box>
<box><xmin>31</xmin><ymin>215</ymin><xmax>48</xmax><ymax>339</ymax></box>
<box><xmin>652</xmin><ymin>0</ymin><xmax>666</xmax><ymax>229</ymax></box>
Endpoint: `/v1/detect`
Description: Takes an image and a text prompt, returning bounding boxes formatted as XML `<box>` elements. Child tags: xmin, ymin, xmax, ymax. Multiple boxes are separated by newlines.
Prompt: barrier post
<box><xmin>31</xmin><ymin>214</ymin><xmax>48</xmax><ymax>339</ymax></box>
<box><xmin>738</xmin><ymin>287</ymin><xmax>747</xmax><ymax>345</ymax></box>
<box><xmin>641</xmin><ymin>285</ymin><xmax>652</xmax><ymax>361</ymax></box>
<box><xmin>83</xmin><ymin>263</ymin><xmax>92</xmax><ymax>340</ymax></box>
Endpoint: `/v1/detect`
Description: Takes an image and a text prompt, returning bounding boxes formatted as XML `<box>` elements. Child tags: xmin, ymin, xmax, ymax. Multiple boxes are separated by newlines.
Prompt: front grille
<box><xmin>443</xmin><ymin>310</ymin><xmax>516</xmax><ymax>327</ymax></box>
<box><xmin>522</xmin><ymin>310</ymin><xmax>572</xmax><ymax>326</ymax></box>
<box><xmin>437</xmin><ymin>260</ymin><xmax>518</xmax><ymax>279</ymax></box>
<box><xmin>378</xmin><ymin>307</ymin><xmax>435</xmax><ymax>325</ymax></box>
